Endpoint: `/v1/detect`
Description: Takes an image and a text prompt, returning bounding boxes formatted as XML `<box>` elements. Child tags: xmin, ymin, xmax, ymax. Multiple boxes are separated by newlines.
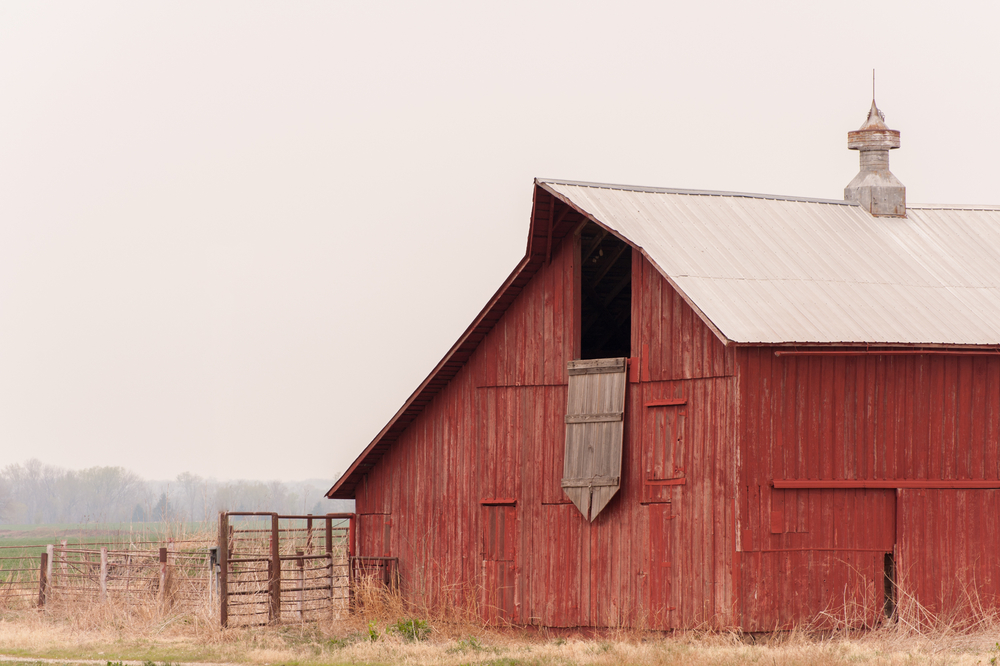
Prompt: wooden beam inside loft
<box><xmin>591</xmin><ymin>242</ymin><xmax>628</xmax><ymax>286</ymax></box>
<box><xmin>582</xmin><ymin>228</ymin><xmax>607</xmax><ymax>263</ymax></box>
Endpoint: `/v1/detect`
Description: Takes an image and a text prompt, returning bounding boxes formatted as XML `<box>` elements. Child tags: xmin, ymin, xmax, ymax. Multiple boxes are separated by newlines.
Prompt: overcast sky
<box><xmin>2</xmin><ymin>1</ymin><xmax>999</xmax><ymax>482</ymax></box>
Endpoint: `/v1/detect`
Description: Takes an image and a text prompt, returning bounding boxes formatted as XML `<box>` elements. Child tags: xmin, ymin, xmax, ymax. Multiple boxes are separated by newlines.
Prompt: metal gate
<box><xmin>218</xmin><ymin>512</ymin><xmax>354</xmax><ymax>627</ymax></box>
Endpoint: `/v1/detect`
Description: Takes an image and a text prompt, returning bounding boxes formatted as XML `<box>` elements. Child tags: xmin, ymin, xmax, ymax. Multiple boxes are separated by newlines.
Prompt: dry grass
<box><xmin>1</xmin><ymin>578</ymin><xmax>1000</xmax><ymax>665</ymax></box>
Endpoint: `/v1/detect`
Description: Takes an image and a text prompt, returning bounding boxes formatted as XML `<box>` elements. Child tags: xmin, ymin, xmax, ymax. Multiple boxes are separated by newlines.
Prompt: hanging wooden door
<box><xmin>562</xmin><ymin>357</ymin><xmax>628</xmax><ymax>521</ymax></box>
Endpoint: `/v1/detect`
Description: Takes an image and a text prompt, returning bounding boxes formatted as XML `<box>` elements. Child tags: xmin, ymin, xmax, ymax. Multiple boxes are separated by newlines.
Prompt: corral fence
<box><xmin>6</xmin><ymin>513</ymin><xmax>398</xmax><ymax>628</ymax></box>
<box><xmin>3</xmin><ymin>535</ymin><xmax>214</xmax><ymax>610</ymax></box>
<box><xmin>218</xmin><ymin>512</ymin><xmax>355</xmax><ymax>627</ymax></box>
<box><xmin>0</xmin><ymin>543</ymin><xmax>49</xmax><ymax>606</ymax></box>
<box><xmin>40</xmin><ymin>538</ymin><xmax>214</xmax><ymax>609</ymax></box>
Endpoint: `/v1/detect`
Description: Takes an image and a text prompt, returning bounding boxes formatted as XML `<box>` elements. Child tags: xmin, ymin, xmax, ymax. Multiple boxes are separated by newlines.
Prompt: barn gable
<box><xmin>345</xmin><ymin>216</ymin><xmax>733</xmax><ymax>627</ymax></box>
<box><xmin>328</xmin><ymin>182</ymin><xmax>734</xmax><ymax>501</ymax></box>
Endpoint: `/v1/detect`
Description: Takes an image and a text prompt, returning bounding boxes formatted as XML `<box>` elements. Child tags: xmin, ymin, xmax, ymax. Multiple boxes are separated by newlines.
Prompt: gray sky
<box><xmin>2</xmin><ymin>1</ymin><xmax>999</xmax><ymax>482</ymax></box>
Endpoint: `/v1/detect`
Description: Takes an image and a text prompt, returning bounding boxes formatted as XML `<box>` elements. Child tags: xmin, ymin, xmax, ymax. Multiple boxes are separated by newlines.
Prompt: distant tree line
<box><xmin>0</xmin><ymin>459</ymin><xmax>347</xmax><ymax>525</ymax></box>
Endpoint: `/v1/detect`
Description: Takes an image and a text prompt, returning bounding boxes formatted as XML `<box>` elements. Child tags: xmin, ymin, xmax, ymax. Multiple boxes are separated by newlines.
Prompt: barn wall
<box><xmin>355</xmin><ymin>223</ymin><xmax>577</xmax><ymax>620</ymax></box>
<box><xmin>630</xmin><ymin>250</ymin><xmax>736</xmax><ymax>629</ymax></box>
<box><xmin>737</xmin><ymin>350</ymin><xmax>1000</xmax><ymax>628</ymax></box>
<box><xmin>355</xmin><ymin>233</ymin><xmax>736</xmax><ymax>628</ymax></box>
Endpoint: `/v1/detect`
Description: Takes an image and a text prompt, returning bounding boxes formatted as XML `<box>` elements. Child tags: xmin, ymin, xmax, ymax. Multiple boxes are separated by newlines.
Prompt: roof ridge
<box><xmin>537</xmin><ymin>178</ymin><xmax>858</xmax><ymax>207</ymax></box>
<box><xmin>908</xmin><ymin>203</ymin><xmax>1000</xmax><ymax>211</ymax></box>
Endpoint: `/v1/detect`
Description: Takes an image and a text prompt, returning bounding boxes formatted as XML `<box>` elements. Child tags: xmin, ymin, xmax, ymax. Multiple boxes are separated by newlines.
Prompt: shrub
<box><xmin>366</xmin><ymin>620</ymin><xmax>380</xmax><ymax>642</ymax></box>
<box><xmin>388</xmin><ymin>617</ymin><xmax>431</xmax><ymax>642</ymax></box>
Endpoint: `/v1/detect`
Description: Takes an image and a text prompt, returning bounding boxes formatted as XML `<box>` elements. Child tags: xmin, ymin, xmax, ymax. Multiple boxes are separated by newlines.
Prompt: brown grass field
<box><xmin>3</xmin><ymin>526</ymin><xmax>1000</xmax><ymax>665</ymax></box>
<box><xmin>3</xmin><ymin>584</ymin><xmax>1000</xmax><ymax>666</ymax></box>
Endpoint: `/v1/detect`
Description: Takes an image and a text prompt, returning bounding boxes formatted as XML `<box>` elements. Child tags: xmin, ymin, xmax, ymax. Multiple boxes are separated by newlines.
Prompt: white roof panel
<box><xmin>541</xmin><ymin>180</ymin><xmax>1000</xmax><ymax>345</ymax></box>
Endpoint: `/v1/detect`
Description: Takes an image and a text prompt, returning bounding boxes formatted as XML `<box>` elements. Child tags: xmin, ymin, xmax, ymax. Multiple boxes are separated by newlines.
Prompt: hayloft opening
<box><xmin>579</xmin><ymin>221</ymin><xmax>632</xmax><ymax>359</ymax></box>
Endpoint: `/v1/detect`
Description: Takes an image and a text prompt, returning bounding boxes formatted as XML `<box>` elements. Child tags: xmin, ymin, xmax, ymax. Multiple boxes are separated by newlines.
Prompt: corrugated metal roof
<box><xmin>541</xmin><ymin>179</ymin><xmax>1000</xmax><ymax>345</ymax></box>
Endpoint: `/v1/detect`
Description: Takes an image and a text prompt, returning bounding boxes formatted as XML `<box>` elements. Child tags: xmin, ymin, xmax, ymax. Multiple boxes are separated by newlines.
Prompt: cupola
<box><xmin>845</xmin><ymin>100</ymin><xmax>906</xmax><ymax>217</ymax></box>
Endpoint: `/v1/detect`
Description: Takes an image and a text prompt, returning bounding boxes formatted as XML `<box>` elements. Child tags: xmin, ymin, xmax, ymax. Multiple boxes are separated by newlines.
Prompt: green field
<box><xmin>0</xmin><ymin>523</ymin><xmax>216</xmax><ymax>594</ymax></box>
<box><xmin>0</xmin><ymin>522</ymin><xmax>215</xmax><ymax>548</ymax></box>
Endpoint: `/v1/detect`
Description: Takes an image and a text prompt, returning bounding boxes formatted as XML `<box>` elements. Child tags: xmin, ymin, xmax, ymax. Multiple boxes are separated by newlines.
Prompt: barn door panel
<box><xmin>562</xmin><ymin>357</ymin><xmax>627</xmax><ymax>521</ymax></box>
<box><xmin>648</xmin><ymin>502</ymin><xmax>676</xmax><ymax>628</ymax></box>
<box><xmin>740</xmin><ymin>487</ymin><xmax>896</xmax><ymax>630</ymax></box>
<box><xmin>643</xmin><ymin>402</ymin><xmax>686</xmax><ymax>503</ymax></box>
<box><xmin>481</xmin><ymin>504</ymin><xmax>517</xmax><ymax>622</ymax></box>
<box><xmin>898</xmin><ymin>489</ymin><xmax>1000</xmax><ymax>618</ymax></box>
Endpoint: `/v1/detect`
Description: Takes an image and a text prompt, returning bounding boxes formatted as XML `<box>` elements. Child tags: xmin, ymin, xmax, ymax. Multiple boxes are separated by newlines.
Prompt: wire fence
<box><xmin>2</xmin><ymin>514</ymin><xmax>360</xmax><ymax>627</ymax></box>
<box><xmin>0</xmin><ymin>544</ymin><xmax>47</xmax><ymax>606</ymax></box>
<box><xmin>44</xmin><ymin>542</ymin><xmax>213</xmax><ymax>610</ymax></box>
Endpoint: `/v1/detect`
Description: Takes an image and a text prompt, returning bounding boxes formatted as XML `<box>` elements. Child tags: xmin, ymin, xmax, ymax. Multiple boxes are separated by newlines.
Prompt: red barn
<box><xmin>327</xmin><ymin>102</ymin><xmax>1000</xmax><ymax>630</ymax></box>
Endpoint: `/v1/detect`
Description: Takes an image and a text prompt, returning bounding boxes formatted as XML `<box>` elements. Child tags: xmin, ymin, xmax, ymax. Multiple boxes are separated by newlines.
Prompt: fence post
<box><xmin>297</xmin><ymin>549</ymin><xmax>304</xmax><ymax>621</ymax></box>
<box><xmin>60</xmin><ymin>540</ymin><xmax>68</xmax><ymax>579</ymax></box>
<box><xmin>45</xmin><ymin>544</ymin><xmax>54</xmax><ymax>594</ymax></box>
<box><xmin>269</xmin><ymin>513</ymin><xmax>280</xmax><ymax>623</ymax></box>
<box><xmin>207</xmin><ymin>550</ymin><xmax>213</xmax><ymax>606</ymax></box>
<box><xmin>348</xmin><ymin>514</ymin><xmax>356</xmax><ymax>558</ymax></box>
<box><xmin>306</xmin><ymin>515</ymin><xmax>313</xmax><ymax>554</ymax></box>
<box><xmin>158</xmin><ymin>547</ymin><xmax>167</xmax><ymax>605</ymax></box>
<box><xmin>324</xmin><ymin>516</ymin><xmax>333</xmax><ymax>556</ymax></box>
<box><xmin>328</xmin><ymin>551</ymin><xmax>335</xmax><ymax>616</ymax></box>
<box><xmin>347</xmin><ymin>515</ymin><xmax>356</xmax><ymax>610</ymax></box>
<box><xmin>218</xmin><ymin>512</ymin><xmax>229</xmax><ymax>628</ymax></box>
<box><xmin>37</xmin><ymin>552</ymin><xmax>48</xmax><ymax>607</ymax></box>
<box><xmin>100</xmin><ymin>547</ymin><xmax>108</xmax><ymax>602</ymax></box>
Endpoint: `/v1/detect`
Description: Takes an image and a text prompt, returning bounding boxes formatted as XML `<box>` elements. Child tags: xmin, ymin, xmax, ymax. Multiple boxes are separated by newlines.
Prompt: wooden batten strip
<box><xmin>644</xmin><ymin>398</ymin><xmax>687</xmax><ymax>407</ymax></box>
<box><xmin>568</xmin><ymin>362</ymin><xmax>626</xmax><ymax>375</ymax></box>
<box><xmin>565</xmin><ymin>412</ymin><xmax>622</xmax><ymax>424</ymax></box>
<box><xmin>562</xmin><ymin>476</ymin><xmax>620</xmax><ymax>488</ymax></box>
<box><xmin>644</xmin><ymin>478</ymin><xmax>687</xmax><ymax>487</ymax></box>
<box><xmin>773</xmin><ymin>479</ymin><xmax>1000</xmax><ymax>489</ymax></box>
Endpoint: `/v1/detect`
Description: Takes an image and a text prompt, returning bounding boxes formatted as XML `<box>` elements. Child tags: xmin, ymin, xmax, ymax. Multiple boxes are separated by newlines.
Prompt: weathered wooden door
<box><xmin>643</xmin><ymin>401</ymin><xmax>686</xmax><ymax>503</ymax></box>
<box><xmin>740</xmin><ymin>487</ymin><xmax>896</xmax><ymax>629</ymax></box>
<box><xmin>481</xmin><ymin>504</ymin><xmax>517</xmax><ymax>622</ymax></box>
<box><xmin>648</xmin><ymin>503</ymin><xmax>676</xmax><ymax>628</ymax></box>
<box><xmin>897</xmin><ymin>489</ymin><xmax>1000</xmax><ymax>618</ymax></box>
<box><xmin>642</xmin><ymin>399</ymin><xmax>684</xmax><ymax>628</ymax></box>
<box><xmin>562</xmin><ymin>357</ymin><xmax>628</xmax><ymax>521</ymax></box>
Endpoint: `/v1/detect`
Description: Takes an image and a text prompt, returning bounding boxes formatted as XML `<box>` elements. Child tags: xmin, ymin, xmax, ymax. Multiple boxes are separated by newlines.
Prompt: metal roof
<box><xmin>541</xmin><ymin>179</ymin><xmax>1000</xmax><ymax>345</ymax></box>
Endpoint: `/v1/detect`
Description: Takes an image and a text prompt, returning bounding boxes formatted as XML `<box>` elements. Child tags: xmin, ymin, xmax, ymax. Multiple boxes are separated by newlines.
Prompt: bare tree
<box><xmin>0</xmin><ymin>478</ymin><xmax>12</xmax><ymax>521</ymax></box>
<box><xmin>176</xmin><ymin>472</ymin><xmax>203</xmax><ymax>523</ymax></box>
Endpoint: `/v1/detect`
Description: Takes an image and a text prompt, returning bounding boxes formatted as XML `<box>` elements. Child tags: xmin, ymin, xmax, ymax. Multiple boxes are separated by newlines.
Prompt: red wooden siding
<box><xmin>635</xmin><ymin>250</ymin><xmax>731</xmax><ymax>382</ymax></box>
<box><xmin>481</xmin><ymin>504</ymin><xmax>517</xmax><ymax>622</ymax></box>
<box><xmin>899</xmin><ymin>489</ymin><xmax>1000</xmax><ymax>617</ymax></box>
<box><xmin>354</xmin><ymin>230</ymin><xmax>735</xmax><ymax>628</ymax></box>
<box><xmin>737</xmin><ymin>350</ymin><xmax>1000</xmax><ymax>629</ymax></box>
<box><xmin>357</xmin><ymin>513</ymin><xmax>391</xmax><ymax>557</ymax></box>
